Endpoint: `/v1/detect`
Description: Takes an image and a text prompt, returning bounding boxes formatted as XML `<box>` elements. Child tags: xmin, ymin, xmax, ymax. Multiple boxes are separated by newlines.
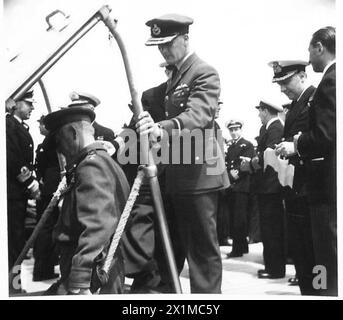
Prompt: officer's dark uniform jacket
<box><xmin>6</xmin><ymin>114</ymin><xmax>34</xmax><ymax>199</ymax></box>
<box><xmin>297</xmin><ymin>64</ymin><xmax>336</xmax><ymax>205</ymax></box>
<box><xmin>254</xmin><ymin>119</ymin><xmax>284</xmax><ymax>193</ymax></box>
<box><xmin>225</xmin><ymin>137</ymin><xmax>254</xmax><ymax>193</ymax></box>
<box><xmin>53</xmin><ymin>142</ymin><xmax>130</xmax><ymax>290</ymax></box>
<box><xmin>120</xmin><ymin>83</ymin><xmax>168</xmax><ymax>278</ymax></box>
<box><xmin>158</xmin><ymin>53</ymin><xmax>229</xmax><ymax>194</ymax></box>
<box><xmin>283</xmin><ymin>85</ymin><xmax>315</xmax><ymax>195</ymax></box>
<box><xmin>35</xmin><ymin>135</ymin><xmax>61</xmax><ymax>196</ymax></box>
<box><xmin>121</xmin><ymin>82</ymin><xmax>168</xmax><ymax>188</ymax></box>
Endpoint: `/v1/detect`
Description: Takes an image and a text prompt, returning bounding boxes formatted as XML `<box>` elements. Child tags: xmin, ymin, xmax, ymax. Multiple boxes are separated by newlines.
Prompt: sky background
<box><xmin>1</xmin><ymin>0</ymin><xmax>341</xmax><ymax>298</ymax></box>
<box><xmin>3</xmin><ymin>0</ymin><xmax>336</xmax><ymax>144</ymax></box>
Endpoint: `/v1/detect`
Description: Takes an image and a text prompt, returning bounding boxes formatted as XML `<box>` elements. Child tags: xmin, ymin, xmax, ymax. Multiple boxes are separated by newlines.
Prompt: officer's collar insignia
<box><xmin>273</xmin><ymin>62</ymin><xmax>282</xmax><ymax>74</ymax></box>
<box><xmin>152</xmin><ymin>24</ymin><xmax>161</xmax><ymax>36</ymax></box>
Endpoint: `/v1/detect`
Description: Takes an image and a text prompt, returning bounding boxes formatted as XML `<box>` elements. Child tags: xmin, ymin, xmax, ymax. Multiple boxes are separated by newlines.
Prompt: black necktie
<box><xmin>171</xmin><ymin>66</ymin><xmax>178</xmax><ymax>80</ymax></box>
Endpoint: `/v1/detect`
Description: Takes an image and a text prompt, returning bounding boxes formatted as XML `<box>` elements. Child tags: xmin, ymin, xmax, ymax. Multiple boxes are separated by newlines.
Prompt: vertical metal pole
<box><xmin>37</xmin><ymin>79</ymin><xmax>52</xmax><ymax>113</ymax></box>
<box><xmin>100</xmin><ymin>8</ymin><xmax>182</xmax><ymax>293</ymax></box>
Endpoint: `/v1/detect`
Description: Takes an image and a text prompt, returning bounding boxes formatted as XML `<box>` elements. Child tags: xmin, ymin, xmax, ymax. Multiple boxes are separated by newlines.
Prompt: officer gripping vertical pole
<box><xmin>99</xmin><ymin>6</ymin><xmax>182</xmax><ymax>294</ymax></box>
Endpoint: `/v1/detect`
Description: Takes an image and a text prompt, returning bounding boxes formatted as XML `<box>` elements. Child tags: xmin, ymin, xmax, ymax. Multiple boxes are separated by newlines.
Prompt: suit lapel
<box><xmin>166</xmin><ymin>53</ymin><xmax>198</xmax><ymax>94</ymax></box>
<box><xmin>314</xmin><ymin>63</ymin><xmax>335</xmax><ymax>96</ymax></box>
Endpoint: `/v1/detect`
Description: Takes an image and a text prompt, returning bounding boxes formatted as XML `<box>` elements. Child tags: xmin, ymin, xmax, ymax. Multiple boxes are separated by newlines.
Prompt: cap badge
<box><xmin>152</xmin><ymin>24</ymin><xmax>161</xmax><ymax>36</ymax></box>
<box><xmin>273</xmin><ymin>62</ymin><xmax>282</xmax><ymax>74</ymax></box>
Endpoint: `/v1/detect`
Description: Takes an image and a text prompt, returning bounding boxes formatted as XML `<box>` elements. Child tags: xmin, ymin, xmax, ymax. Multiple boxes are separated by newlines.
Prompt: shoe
<box><xmin>150</xmin><ymin>281</ymin><xmax>174</xmax><ymax>294</ymax></box>
<box><xmin>288</xmin><ymin>277</ymin><xmax>299</xmax><ymax>286</ymax></box>
<box><xmin>218</xmin><ymin>239</ymin><xmax>229</xmax><ymax>246</ymax></box>
<box><xmin>33</xmin><ymin>273</ymin><xmax>59</xmax><ymax>282</ymax></box>
<box><xmin>226</xmin><ymin>251</ymin><xmax>243</xmax><ymax>258</ymax></box>
<box><xmin>9</xmin><ymin>288</ymin><xmax>27</xmax><ymax>296</ymax></box>
<box><xmin>257</xmin><ymin>269</ymin><xmax>268</xmax><ymax>275</ymax></box>
<box><xmin>257</xmin><ymin>271</ymin><xmax>285</xmax><ymax>279</ymax></box>
<box><xmin>248</xmin><ymin>238</ymin><xmax>260</xmax><ymax>244</ymax></box>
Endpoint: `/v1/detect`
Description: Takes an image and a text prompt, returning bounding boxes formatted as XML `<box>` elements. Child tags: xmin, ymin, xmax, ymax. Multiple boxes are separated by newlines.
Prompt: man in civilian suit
<box><xmin>241</xmin><ymin>100</ymin><xmax>285</xmax><ymax>279</ymax></box>
<box><xmin>276</xmin><ymin>27</ymin><xmax>336</xmax><ymax>296</ymax></box>
<box><xmin>136</xmin><ymin>14</ymin><xmax>229</xmax><ymax>293</ymax></box>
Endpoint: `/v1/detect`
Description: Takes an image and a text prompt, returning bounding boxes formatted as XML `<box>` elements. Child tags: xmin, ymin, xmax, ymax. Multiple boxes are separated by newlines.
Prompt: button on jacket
<box><xmin>6</xmin><ymin>114</ymin><xmax>34</xmax><ymax>199</ymax></box>
<box><xmin>225</xmin><ymin>137</ymin><xmax>254</xmax><ymax>193</ymax></box>
<box><xmin>158</xmin><ymin>53</ymin><xmax>229</xmax><ymax>194</ymax></box>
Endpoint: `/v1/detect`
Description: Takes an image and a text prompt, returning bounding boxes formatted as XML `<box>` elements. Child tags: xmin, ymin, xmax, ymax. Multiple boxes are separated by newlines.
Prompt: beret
<box><xmin>43</xmin><ymin>106</ymin><xmax>95</xmax><ymax>133</ymax></box>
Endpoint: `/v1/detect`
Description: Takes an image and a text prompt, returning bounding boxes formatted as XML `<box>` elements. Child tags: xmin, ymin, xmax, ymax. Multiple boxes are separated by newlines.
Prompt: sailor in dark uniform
<box><xmin>241</xmin><ymin>100</ymin><xmax>285</xmax><ymax>279</ymax></box>
<box><xmin>6</xmin><ymin>90</ymin><xmax>40</xmax><ymax>294</ymax></box>
<box><xmin>121</xmin><ymin>81</ymin><xmax>169</xmax><ymax>293</ymax></box>
<box><xmin>270</xmin><ymin>60</ymin><xmax>317</xmax><ymax>294</ymax></box>
<box><xmin>224</xmin><ymin>120</ymin><xmax>254</xmax><ymax>258</ymax></box>
<box><xmin>33</xmin><ymin>115</ymin><xmax>60</xmax><ymax>281</ymax></box>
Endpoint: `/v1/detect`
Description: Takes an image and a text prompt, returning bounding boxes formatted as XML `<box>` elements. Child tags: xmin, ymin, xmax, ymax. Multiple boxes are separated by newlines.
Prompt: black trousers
<box><xmin>33</xmin><ymin>195</ymin><xmax>59</xmax><ymax>278</ymax></box>
<box><xmin>216</xmin><ymin>189</ymin><xmax>230</xmax><ymax>244</ymax></box>
<box><xmin>248</xmin><ymin>193</ymin><xmax>261</xmax><ymax>243</ymax></box>
<box><xmin>257</xmin><ymin>193</ymin><xmax>285</xmax><ymax>275</ymax></box>
<box><xmin>121</xmin><ymin>192</ymin><xmax>162</xmax><ymax>292</ymax></box>
<box><xmin>7</xmin><ymin>198</ymin><xmax>27</xmax><ymax>269</ymax></box>
<box><xmin>227</xmin><ymin>190</ymin><xmax>249</xmax><ymax>254</ymax></box>
<box><xmin>164</xmin><ymin>192</ymin><xmax>222</xmax><ymax>293</ymax></box>
<box><xmin>285</xmin><ymin>194</ymin><xmax>317</xmax><ymax>295</ymax></box>
<box><xmin>309</xmin><ymin>201</ymin><xmax>337</xmax><ymax>296</ymax></box>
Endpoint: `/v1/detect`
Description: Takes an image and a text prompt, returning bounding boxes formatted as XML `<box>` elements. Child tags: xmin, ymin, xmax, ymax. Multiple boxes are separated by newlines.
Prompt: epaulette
<box><xmin>86</xmin><ymin>149</ymin><xmax>98</xmax><ymax>160</ymax></box>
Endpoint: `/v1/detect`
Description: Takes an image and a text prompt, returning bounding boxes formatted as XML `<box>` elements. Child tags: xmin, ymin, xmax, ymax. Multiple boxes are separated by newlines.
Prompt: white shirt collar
<box><xmin>266</xmin><ymin>116</ymin><xmax>279</xmax><ymax>130</ymax></box>
<box><xmin>175</xmin><ymin>51</ymin><xmax>194</xmax><ymax>70</ymax></box>
<box><xmin>14</xmin><ymin>114</ymin><xmax>23</xmax><ymax>123</ymax></box>
<box><xmin>231</xmin><ymin>136</ymin><xmax>242</xmax><ymax>144</ymax></box>
<box><xmin>321</xmin><ymin>59</ymin><xmax>336</xmax><ymax>81</ymax></box>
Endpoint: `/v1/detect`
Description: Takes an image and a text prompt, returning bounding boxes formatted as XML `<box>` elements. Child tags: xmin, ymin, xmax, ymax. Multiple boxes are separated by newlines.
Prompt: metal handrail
<box><xmin>7</xmin><ymin>4</ymin><xmax>182</xmax><ymax>294</ymax></box>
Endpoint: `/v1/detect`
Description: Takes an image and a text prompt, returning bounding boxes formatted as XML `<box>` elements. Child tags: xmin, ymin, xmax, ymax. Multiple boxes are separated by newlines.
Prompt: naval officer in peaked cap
<box><xmin>269</xmin><ymin>60</ymin><xmax>309</xmax><ymax>83</ymax></box>
<box><xmin>6</xmin><ymin>89</ymin><xmax>39</xmax><ymax>294</ymax></box>
<box><xmin>69</xmin><ymin>91</ymin><xmax>116</xmax><ymax>143</ymax></box>
<box><xmin>241</xmin><ymin>100</ymin><xmax>285</xmax><ymax>279</ymax></box>
<box><xmin>136</xmin><ymin>13</ymin><xmax>229</xmax><ymax>293</ymax></box>
<box><xmin>271</xmin><ymin>60</ymin><xmax>317</xmax><ymax>295</ymax></box>
<box><xmin>224</xmin><ymin>119</ymin><xmax>254</xmax><ymax>258</ymax></box>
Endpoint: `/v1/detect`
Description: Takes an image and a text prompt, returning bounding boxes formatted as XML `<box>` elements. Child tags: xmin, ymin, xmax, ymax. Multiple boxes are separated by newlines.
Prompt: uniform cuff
<box><xmin>68</xmin><ymin>267</ymin><xmax>92</xmax><ymax>289</ymax></box>
<box><xmin>158</xmin><ymin>120</ymin><xmax>175</xmax><ymax>136</ymax></box>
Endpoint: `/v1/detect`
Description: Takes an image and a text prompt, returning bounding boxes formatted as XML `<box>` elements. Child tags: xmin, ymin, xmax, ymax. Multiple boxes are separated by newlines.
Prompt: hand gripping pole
<box><xmin>99</xmin><ymin>7</ymin><xmax>182</xmax><ymax>294</ymax></box>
